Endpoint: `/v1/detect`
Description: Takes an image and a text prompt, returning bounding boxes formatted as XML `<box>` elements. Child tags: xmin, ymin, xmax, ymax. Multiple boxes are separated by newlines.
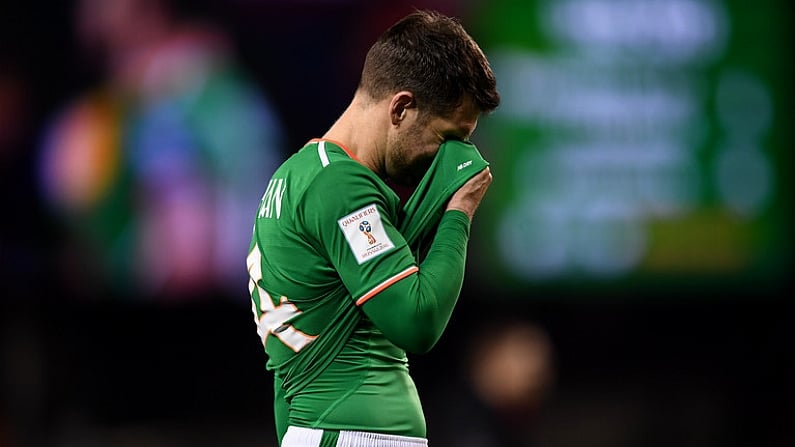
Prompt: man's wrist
<box><xmin>445</xmin><ymin>206</ymin><xmax>473</xmax><ymax>221</ymax></box>
<box><xmin>444</xmin><ymin>208</ymin><xmax>473</xmax><ymax>223</ymax></box>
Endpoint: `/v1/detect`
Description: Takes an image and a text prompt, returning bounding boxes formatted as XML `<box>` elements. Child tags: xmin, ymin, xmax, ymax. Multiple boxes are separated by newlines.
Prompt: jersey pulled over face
<box><xmin>247</xmin><ymin>139</ymin><xmax>427</xmax><ymax>436</ymax></box>
<box><xmin>386</xmin><ymin>96</ymin><xmax>480</xmax><ymax>187</ymax></box>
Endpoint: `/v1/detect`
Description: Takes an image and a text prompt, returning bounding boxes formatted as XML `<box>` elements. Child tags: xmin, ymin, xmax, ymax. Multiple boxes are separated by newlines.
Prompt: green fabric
<box><xmin>250</xmin><ymin>141</ymin><xmax>420</xmax><ymax>443</ymax></box>
<box><xmin>248</xmin><ymin>141</ymin><xmax>420</xmax><ymax>440</ymax></box>
<box><xmin>361</xmin><ymin>139</ymin><xmax>488</xmax><ymax>353</ymax></box>
<box><xmin>249</xmin><ymin>140</ymin><xmax>412</xmax><ymax>393</ymax></box>
<box><xmin>399</xmin><ymin>139</ymin><xmax>489</xmax><ymax>257</ymax></box>
<box><xmin>319</xmin><ymin>430</ymin><xmax>340</xmax><ymax>447</ymax></box>
<box><xmin>273</xmin><ymin>375</ymin><xmax>289</xmax><ymax>444</ymax></box>
<box><xmin>361</xmin><ymin>210</ymin><xmax>470</xmax><ymax>353</ymax></box>
<box><xmin>362</xmin><ymin>139</ymin><xmax>488</xmax><ymax>353</ymax></box>
<box><xmin>249</xmin><ymin>139</ymin><xmax>487</xmax><ymax>445</ymax></box>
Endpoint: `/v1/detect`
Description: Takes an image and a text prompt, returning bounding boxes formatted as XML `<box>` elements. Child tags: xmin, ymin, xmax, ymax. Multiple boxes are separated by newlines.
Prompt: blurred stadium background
<box><xmin>1</xmin><ymin>0</ymin><xmax>792</xmax><ymax>446</ymax></box>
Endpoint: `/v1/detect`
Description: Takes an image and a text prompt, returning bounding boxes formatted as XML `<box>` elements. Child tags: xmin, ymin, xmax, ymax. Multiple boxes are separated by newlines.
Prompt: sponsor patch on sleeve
<box><xmin>338</xmin><ymin>204</ymin><xmax>395</xmax><ymax>264</ymax></box>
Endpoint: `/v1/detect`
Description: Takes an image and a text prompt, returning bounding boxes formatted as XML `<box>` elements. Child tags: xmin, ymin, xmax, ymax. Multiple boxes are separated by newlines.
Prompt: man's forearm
<box><xmin>361</xmin><ymin>210</ymin><xmax>470</xmax><ymax>353</ymax></box>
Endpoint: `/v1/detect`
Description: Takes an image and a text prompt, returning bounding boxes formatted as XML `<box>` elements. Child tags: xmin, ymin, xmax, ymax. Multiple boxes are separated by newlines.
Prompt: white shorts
<box><xmin>282</xmin><ymin>426</ymin><xmax>429</xmax><ymax>447</ymax></box>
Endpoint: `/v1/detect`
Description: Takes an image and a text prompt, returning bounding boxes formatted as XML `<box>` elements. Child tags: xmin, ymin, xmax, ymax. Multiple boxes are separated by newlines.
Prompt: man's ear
<box><xmin>389</xmin><ymin>91</ymin><xmax>415</xmax><ymax>126</ymax></box>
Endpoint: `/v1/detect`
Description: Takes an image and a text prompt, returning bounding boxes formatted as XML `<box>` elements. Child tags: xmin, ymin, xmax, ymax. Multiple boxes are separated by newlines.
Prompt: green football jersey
<box><xmin>247</xmin><ymin>139</ymin><xmax>426</xmax><ymax>436</ymax></box>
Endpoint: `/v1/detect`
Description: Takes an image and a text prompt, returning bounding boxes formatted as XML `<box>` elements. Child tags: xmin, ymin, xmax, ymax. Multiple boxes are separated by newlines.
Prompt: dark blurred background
<box><xmin>1</xmin><ymin>0</ymin><xmax>792</xmax><ymax>446</ymax></box>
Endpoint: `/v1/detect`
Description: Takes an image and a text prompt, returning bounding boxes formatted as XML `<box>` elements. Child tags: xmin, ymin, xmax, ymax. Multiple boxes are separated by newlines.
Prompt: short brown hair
<box><xmin>359</xmin><ymin>10</ymin><xmax>500</xmax><ymax>117</ymax></box>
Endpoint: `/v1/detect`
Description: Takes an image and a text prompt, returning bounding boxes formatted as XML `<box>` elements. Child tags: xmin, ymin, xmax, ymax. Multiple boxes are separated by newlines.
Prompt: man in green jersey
<box><xmin>247</xmin><ymin>10</ymin><xmax>499</xmax><ymax>447</ymax></box>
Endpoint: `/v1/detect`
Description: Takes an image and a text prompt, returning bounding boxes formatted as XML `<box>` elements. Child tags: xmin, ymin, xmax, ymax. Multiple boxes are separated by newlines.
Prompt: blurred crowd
<box><xmin>38</xmin><ymin>0</ymin><xmax>284</xmax><ymax>300</ymax></box>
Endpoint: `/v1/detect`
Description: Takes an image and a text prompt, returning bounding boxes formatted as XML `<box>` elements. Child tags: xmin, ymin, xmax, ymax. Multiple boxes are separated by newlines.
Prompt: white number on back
<box><xmin>247</xmin><ymin>246</ymin><xmax>316</xmax><ymax>352</ymax></box>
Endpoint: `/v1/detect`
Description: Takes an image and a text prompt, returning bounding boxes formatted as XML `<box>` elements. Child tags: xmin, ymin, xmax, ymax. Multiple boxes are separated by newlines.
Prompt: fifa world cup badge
<box><xmin>338</xmin><ymin>204</ymin><xmax>395</xmax><ymax>264</ymax></box>
<box><xmin>359</xmin><ymin>221</ymin><xmax>376</xmax><ymax>244</ymax></box>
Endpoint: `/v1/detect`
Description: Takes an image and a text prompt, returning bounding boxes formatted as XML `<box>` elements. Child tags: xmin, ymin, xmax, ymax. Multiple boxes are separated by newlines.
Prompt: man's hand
<box><xmin>446</xmin><ymin>167</ymin><xmax>492</xmax><ymax>221</ymax></box>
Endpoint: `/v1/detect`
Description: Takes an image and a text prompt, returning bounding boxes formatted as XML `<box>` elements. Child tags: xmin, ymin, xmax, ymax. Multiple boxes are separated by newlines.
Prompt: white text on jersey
<box><xmin>259</xmin><ymin>178</ymin><xmax>286</xmax><ymax>219</ymax></box>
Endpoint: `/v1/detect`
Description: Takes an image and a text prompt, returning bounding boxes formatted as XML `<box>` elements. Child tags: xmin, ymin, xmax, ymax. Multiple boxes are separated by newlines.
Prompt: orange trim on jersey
<box><xmin>272</xmin><ymin>326</ymin><xmax>318</xmax><ymax>353</ymax></box>
<box><xmin>308</xmin><ymin>138</ymin><xmax>361</xmax><ymax>162</ymax></box>
<box><xmin>355</xmin><ymin>266</ymin><xmax>419</xmax><ymax>306</ymax></box>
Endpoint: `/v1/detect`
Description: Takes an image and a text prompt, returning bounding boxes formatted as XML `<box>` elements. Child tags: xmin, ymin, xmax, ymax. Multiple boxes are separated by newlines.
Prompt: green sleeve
<box><xmin>273</xmin><ymin>375</ymin><xmax>289</xmax><ymax>445</ymax></box>
<box><xmin>299</xmin><ymin>162</ymin><xmax>416</xmax><ymax>302</ymax></box>
<box><xmin>361</xmin><ymin>210</ymin><xmax>470</xmax><ymax>354</ymax></box>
